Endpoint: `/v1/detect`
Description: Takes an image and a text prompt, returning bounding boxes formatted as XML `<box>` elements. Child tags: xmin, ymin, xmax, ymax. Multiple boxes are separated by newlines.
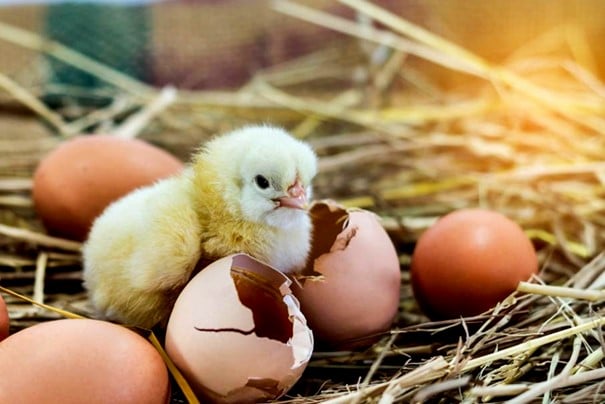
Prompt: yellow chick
<box><xmin>82</xmin><ymin>126</ymin><xmax>317</xmax><ymax>329</ymax></box>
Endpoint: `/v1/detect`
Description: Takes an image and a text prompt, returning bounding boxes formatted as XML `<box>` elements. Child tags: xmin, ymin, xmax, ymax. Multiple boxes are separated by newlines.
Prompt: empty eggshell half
<box><xmin>293</xmin><ymin>200</ymin><xmax>401</xmax><ymax>349</ymax></box>
<box><xmin>165</xmin><ymin>253</ymin><xmax>313</xmax><ymax>403</ymax></box>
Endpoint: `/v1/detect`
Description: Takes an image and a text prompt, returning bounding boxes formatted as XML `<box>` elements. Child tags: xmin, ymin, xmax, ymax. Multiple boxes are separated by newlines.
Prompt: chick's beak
<box><xmin>277</xmin><ymin>180</ymin><xmax>307</xmax><ymax>210</ymax></box>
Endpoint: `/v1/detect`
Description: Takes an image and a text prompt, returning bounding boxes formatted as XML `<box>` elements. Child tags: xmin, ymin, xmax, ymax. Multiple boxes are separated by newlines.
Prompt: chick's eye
<box><xmin>254</xmin><ymin>175</ymin><xmax>270</xmax><ymax>189</ymax></box>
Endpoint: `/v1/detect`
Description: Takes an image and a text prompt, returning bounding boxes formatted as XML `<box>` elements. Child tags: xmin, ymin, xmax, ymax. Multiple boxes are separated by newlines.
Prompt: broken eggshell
<box><xmin>165</xmin><ymin>253</ymin><xmax>313</xmax><ymax>403</ymax></box>
<box><xmin>293</xmin><ymin>200</ymin><xmax>401</xmax><ymax>349</ymax></box>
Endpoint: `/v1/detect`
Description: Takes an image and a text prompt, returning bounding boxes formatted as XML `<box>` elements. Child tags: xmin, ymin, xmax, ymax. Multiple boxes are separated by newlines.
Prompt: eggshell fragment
<box><xmin>293</xmin><ymin>200</ymin><xmax>401</xmax><ymax>349</ymax></box>
<box><xmin>0</xmin><ymin>319</ymin><xmax>170</xmax><ymax>404</ymax></box>
<box><xmin>33</xmin><ymin>134</ymin><xmax>184</xmax><ymax>241</ymax></box>
<box><xmin>165</xmin><ymin>253</ymin><xmax>313</xmax><ymax>403</ymax></box>
<box><xmin>0</xmin><ymin>293</ymin><xmax>8</xmax><ymax>341</ymax></box>
<box><xmin>411</xmin><ymin>208</ymin><xmax>539</xmax><ymax>319</ymax></box>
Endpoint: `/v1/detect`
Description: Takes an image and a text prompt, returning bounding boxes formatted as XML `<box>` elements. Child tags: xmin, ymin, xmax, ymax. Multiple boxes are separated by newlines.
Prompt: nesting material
<box><xmin>1</xmin><ymin>0</ymin><xmax>605</xmax><ymax>402</ymax></box>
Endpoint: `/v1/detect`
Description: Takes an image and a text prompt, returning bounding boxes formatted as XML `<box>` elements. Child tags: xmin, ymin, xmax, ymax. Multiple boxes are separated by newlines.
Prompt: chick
<box><xmin>82</xmin><ymin>126</ymin><xmax>317</xmax><ymax>329</ymax></box>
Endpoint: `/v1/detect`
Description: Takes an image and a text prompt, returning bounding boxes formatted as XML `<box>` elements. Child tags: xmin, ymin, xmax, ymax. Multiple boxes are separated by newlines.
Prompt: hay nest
<box><xmin>2</xmin><ymin>1</ymin><xmax>605</xmax><ymax>403</ymax></box>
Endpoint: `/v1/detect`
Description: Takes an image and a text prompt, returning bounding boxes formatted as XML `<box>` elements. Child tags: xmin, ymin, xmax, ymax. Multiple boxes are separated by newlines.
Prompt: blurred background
<box><xmin>2</xmin><ymin>0</ymin><xmax>605</xmax><ymax>91</ymax></box>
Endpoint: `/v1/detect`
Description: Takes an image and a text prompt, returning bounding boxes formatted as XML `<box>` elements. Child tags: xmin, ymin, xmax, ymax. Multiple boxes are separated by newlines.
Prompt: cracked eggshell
<box><xmin>165</xmin><ymin>253</ymin><xmax>313</xmax><ymax>403</ymax></box>
<box><xmin>293</xmin><ymin>200</ymin><xmax>401</xmax><ymax>349</ymax></box>
<box><xmin>33</xmin><ymin>135</ymin><xmax>184</xmax><ymax>241</ymax></box>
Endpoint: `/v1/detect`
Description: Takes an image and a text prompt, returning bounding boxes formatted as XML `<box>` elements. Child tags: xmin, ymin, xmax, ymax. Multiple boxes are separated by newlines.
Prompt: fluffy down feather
<box><xmin>82</xmin><ymin>126</ymin><xmax>317</xmax><ymax>328</ymax></box>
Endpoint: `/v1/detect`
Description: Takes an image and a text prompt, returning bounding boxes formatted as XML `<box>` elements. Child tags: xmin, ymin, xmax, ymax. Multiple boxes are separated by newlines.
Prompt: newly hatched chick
<box><xmin>82</xmin><ymin>126</ymin><xmax>317</xmax><ymax>329</ymax></box>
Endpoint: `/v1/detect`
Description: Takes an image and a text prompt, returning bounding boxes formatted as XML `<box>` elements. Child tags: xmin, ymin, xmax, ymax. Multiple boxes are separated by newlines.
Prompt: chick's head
<box><xmin>202</xmin><ymin>126</ymin><xmax>317</xmax><ymax>229</ymax></box>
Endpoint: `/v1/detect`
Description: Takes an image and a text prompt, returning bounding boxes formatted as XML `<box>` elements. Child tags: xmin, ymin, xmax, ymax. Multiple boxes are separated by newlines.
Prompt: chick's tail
<box><xmin>82</xmin><ymin>174</ymin><xmax>202</xmax><ymax>329</ymax></box>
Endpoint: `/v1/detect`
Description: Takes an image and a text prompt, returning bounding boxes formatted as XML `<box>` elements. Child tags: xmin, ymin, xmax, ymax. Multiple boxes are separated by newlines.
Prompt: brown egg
<box><xmin>165</xmin><ymin>253</ymin><xmax>313</xmax><ymax>403</ymax></box>
<box><xmin>0</xmin><ymin>319</ymin><xmax>170</xmax><ymax>403</ymax></box>
<box><xmin>33</xmin><ymin>135</ymin><xmax>184</xmax><ymax>241</ymax></box>
<box><xmin>411</xmin><ymin>208</ymin><xmax>539</xmax><ymax>319</ymax></box>
<box><xmin>0</xmin><ymin>294</ymin><xmax>8</xmax><ymax>341</ymax></box>
<box><xmin>293</xmin><ymin>200</ymin><xmax>401</xmax><ymax>349</ymax></box>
